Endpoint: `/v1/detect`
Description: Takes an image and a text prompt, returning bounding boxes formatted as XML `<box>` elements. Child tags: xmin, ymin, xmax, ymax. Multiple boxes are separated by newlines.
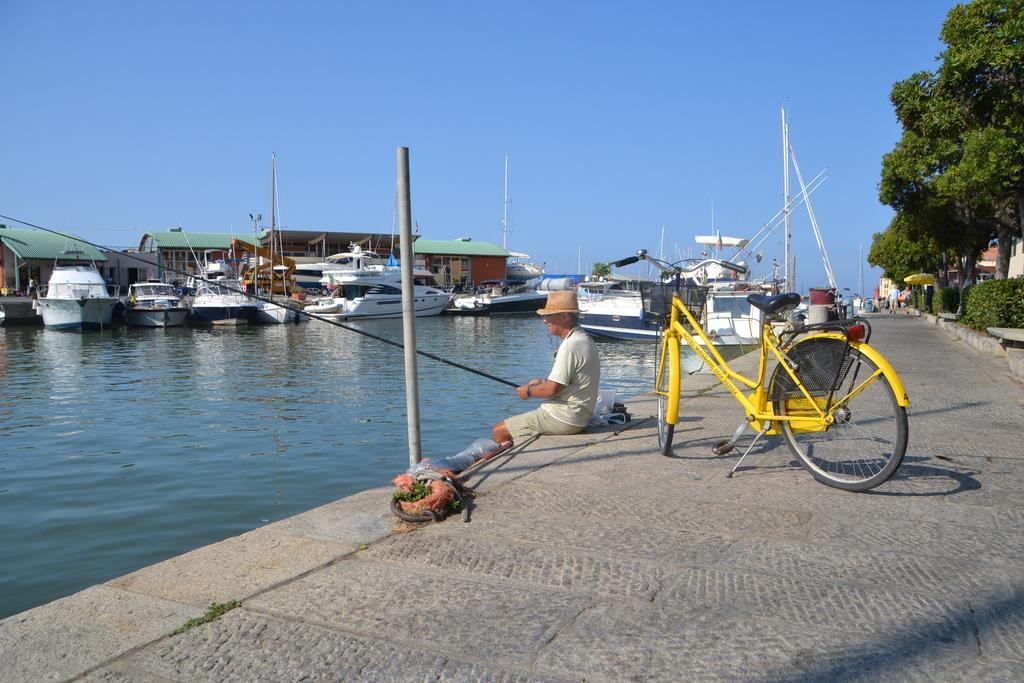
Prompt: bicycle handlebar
<box><xmin>611</xmin><ymin>251</ymin><xmax>748</xmax><ymax>276</ymax></box>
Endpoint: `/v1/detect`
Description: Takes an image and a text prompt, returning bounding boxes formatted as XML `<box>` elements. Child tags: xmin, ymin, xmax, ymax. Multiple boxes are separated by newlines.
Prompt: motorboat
<box><xmin>125</xmin><ymin>281</ymin><xmax>189</xmax><ymax>327</ymax></box>
<box><xmin>505</xmin><ymin>252</ymin><xmax>544</xmax><ymax>282</ymax></box>
<box><xmin>293</xmin><ymin>245</ymin><xmax>390</xmax><ymax>292</ymax></box>
<box><xmin>449</xmin><ymin>281</ymin><xmax>548</xmax><ymax>315</ymax></box>
<box><xmin>579</xmin><ymin>266</ymin><xmax>766</xmax><ymax>374</ymax></box>
<box><xmin>34</xmin><ymin>251</ymin><xmax>119</xmax><ymax>329</ymax></box>
<box><xmin>703</xmin><ymin>290</ymin><xmax>763</xmax><ymax>345</ymax></box>
<box><xmin>308</xmin><ymin>278</ymin><xmax>451</xmax><ymax>321</ymax></box>
<box><xmin>318</xmin><ymin>246</ymin><xmax>437</xmax><ymax>288</ymax></box>
<box><xmin>188</xmin><ymin>258</ymin><xmax>258</xmax><ymax>326</ymax></box>
<box><xmin>577</xmin><ymin>281</ymin><xmax>647</xmax><ymax>340</ymax></box>
<box><xmin>254</xmin><ymin>298</ymin><xmax>297</xmax><ymax>324</ymax></box>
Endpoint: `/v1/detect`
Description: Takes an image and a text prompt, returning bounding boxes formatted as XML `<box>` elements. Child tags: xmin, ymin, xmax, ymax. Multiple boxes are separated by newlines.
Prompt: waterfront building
<box><xmin>0</xmin><ymin>225</ymin><xmax>108</xmax><ymax>293</ymax></box>
<box><xmin>412</xmin><ymin>238</ymin><xmax>510</xmax><ymax>288</ymax></box>
<box><xmin>139</xmin><ymin>230</ymin><xmax>512</xmax><ymax>290</ymax></box>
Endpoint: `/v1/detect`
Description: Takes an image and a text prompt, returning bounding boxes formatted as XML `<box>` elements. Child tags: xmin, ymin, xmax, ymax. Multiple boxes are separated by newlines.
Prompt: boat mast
<box><xmin>269</xmin><ymin>152</ymin><xmax>277</xmax><ymax>297</ymax></box>
<box><xmin>782</xmin><ymin>106</ymin><xmax>791</xmax><ymax>293</ymax></box>
<box><xmin>859</xmin><ymin>244</ymin><xmax>864</xmax><ymax>297</ymax></box>
<box><xmin>502</xmin><ymin>153</ymin><xmax>510</xmax><ymax>250</ymax></box>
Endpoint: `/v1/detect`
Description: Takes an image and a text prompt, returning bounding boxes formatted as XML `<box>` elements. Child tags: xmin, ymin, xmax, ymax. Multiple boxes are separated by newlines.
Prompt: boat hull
<box><xmin>254</xmin><ymin>302</ymin><xmax>297</xmax><ymax>324</ymax></box>
<box><xmin>36</xmin><ymin>298</ymin><xmax>117</xmax><ymax>329</ymax></box>
<box><xmin>126</xmin><ymin>307</ymin><xmax>189</xmax><ymax>328</ymax></box>
<box><xmin>188</xmin><ymin>305</ymin><xmax>256</xmax><ymax>326</ymax></box>
<box><xmin>505</xmin><ymin>263</ymin><xmax>544</xmax><ymax>282</ymax></box>
<box><xmin>320</xmin><ymin>293</ymin><xmax>451</xmax><ymax>321</ymax></box>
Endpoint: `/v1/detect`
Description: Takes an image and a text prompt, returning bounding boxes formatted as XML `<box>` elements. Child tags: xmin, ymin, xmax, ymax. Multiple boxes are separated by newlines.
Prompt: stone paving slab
<box><xmin>83</xmin><ymin>608</ymin><xmax>568</xmax><ymax>683</ymax></box>
<box><xmin>246</xmin><ymin>558</ymin><xmax>589</xmax><ymax>666</ymax></box>
<box><xmin>5</xmin><ymin>314</ymin><xmax>1024</xmax><ymax>681</ymax></box>
<box><xmin>0</xmin><ymin>585</ymin><xmax>197</xmax><ymax>683</ymax></box>
<box><xmin>105</xmin><ymin>528</ymin><xmax>350</xmax><ymax>607</ymax></box>
<box><xmin>532</xmin><ymin>600</ymin><xmax>977</xmax><ymax>682</ymax></box>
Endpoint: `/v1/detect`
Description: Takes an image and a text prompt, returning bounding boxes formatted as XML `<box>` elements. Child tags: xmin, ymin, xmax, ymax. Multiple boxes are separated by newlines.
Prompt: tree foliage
<box><xmin>591</xmin><ymin>262</ymin><xmax>611</xmax><ymax>279</ymax></box>
<box><xmin>867</xmin><ymin>216</ymin><xmax>945</xmax><ymax>284</ymax></box>
<box><xmin>879</xmin><ymin>0</ymin><xmax>1024</xmax><ymax>281</ymax></box>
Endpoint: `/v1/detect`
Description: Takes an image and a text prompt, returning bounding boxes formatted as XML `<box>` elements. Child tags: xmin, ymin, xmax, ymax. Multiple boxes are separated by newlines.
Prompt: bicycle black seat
<box><xmin>747</xmin><ymin>292</ymin><xmax>802</xmax><ymax>315</ymax></box>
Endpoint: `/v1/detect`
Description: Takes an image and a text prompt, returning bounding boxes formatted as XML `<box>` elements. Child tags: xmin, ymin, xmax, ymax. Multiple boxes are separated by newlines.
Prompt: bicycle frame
<box><xmin>655</xmin><ymin>292</ymin><xmax>908</xmax><ymax>436</ymax></box>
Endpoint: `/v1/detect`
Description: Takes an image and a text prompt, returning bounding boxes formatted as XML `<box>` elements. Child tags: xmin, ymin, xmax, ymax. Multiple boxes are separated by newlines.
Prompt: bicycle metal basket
<box><xmin>640</xmin><ymin>282</ymin><xmax>709</xmax><ymax>324</ymax></box>
<box><xmin>770</xmin><ymin>337</ymin><xmax>859</xmax><ymax>415</ymax></box>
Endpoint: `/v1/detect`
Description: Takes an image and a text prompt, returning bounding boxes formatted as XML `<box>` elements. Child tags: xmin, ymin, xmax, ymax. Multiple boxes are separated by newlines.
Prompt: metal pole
<box><xmin>782</xmin><ymin>106</ymin><xmax>791</xmax><ymax>293</ymax></box>
<box><xmin>397</xmin><ymin>147</ymin><xmax>422</xmax><ymax>466</ymax></box>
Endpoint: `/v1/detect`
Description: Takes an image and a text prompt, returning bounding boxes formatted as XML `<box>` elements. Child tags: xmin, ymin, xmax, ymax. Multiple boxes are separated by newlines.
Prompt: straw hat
<box><xmin>537</xmin><ymin>290</ymin><xmax>580</xmax><ymax>316</ymax></box>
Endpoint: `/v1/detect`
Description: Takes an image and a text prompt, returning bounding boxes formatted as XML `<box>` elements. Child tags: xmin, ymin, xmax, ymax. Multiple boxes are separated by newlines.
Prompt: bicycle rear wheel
<box><xmin>771</xmin><ymin>337</ymin><xmax>908</xmax><ymax>491</ymax></box>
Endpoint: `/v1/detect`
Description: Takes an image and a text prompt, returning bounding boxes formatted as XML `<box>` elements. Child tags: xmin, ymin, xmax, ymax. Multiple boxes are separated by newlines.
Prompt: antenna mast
<box><xmin>502</xmin><ymin>153</ymin><xmax>510</xmax><ymax>250</ymax></box>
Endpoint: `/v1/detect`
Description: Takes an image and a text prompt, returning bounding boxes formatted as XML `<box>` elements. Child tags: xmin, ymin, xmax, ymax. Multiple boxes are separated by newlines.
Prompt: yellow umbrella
<box><xmin>904</xmin><ymin>273</ymin><xmax>935</xmax><ymax>285</ymax></box>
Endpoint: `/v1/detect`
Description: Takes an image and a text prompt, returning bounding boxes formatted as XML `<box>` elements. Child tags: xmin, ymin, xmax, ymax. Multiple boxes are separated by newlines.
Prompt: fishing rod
<box><xmin>0</xmin><ymin>213</ymin><xmax>520</xmax><ymax>389</ymax></box>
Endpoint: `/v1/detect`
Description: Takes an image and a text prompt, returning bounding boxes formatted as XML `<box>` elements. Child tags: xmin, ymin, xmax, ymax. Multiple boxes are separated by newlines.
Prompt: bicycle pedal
<box><xmin>712</xmin><ymin>441</ymin><xmax>735</xmax><ymax>456</ymax></box>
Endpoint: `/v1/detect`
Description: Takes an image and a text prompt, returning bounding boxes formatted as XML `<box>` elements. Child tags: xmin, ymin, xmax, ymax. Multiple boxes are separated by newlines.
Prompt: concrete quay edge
<box><xmin>0</xmin><ymin>397</ymin><xmax>666</xmax><ymax>681</ymax></box>
<box><xmin>3</xmin><ymin>314</ymin><xmax>1024</xmax><ymax>681</ymax></box>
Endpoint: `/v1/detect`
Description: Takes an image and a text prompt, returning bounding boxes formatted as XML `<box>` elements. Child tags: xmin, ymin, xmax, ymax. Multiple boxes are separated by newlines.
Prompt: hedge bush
<box><xmin>960</xmin><ymin>277</ymin><xmax>1024</xmax><ymax>331</ymax></box>
<box><xmin>938</xmin><ymin>287</ymin><xmax>960</xmax><ymax>314</ymax></box>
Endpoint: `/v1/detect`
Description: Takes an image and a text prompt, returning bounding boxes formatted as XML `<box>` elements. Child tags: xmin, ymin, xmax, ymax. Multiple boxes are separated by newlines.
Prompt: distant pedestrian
<box><xmin>888</xmin><ymin>288</ymin><xmax>899</xmax><ymax>314</ymax></box>
<box><xmin>902</xmin><ymin>287</ymin><xmax>912</xmax><ymax>314</ymax></box>
<box><xmin>28</xmin><ymin>277</ymin><xmax>35</xmax><ymax>295</ymax></box>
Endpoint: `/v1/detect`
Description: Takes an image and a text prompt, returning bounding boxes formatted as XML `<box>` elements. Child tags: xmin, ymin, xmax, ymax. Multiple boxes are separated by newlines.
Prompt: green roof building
<box><xmin>412</xmin><ymin>238</ymin><xmax>510</xmax><ymax>287</ymax></box>
<box><xmin>0</xmin><ymin>225</ymin><xmax>107</xmax><ymax>293</ymax></box>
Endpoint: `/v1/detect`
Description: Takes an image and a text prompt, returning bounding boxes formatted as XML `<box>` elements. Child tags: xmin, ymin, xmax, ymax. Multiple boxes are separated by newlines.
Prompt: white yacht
<box><xmin>188</xmin><ymin>258</ymin><xmax>258</xmax><ymax>326</ymax></box>
<box><xmin>309</xmin><ymin>267</ymin><xmax>450</xmax><ymax>321</ymax></box>
<box><xmin>125</xmin><ymin>281</ymin><xmax>189</xmax><ymax>328</ymax></box>
<box><xmin>35</xmin><ymin>252</ymin><xmax>119</xmax><ymax>329</ymax></box>
<box><xmin>293</xmin><ymin>246</ymin><xmax>388</xmax><ymax>292</ymax></box>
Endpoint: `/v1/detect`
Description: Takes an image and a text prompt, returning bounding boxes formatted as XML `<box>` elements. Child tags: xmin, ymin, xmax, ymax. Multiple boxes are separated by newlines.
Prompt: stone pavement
<box><xmin>2</xmin><ymin>314</ymin><xmax>1023</xmax><ymax>681</ymax></box>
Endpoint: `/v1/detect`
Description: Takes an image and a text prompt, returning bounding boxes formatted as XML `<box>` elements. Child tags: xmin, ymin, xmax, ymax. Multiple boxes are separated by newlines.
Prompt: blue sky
<box><xmin>1</xmin><ymin>1</ymin><xmax>959</xmax><ymax>294</ymax></box>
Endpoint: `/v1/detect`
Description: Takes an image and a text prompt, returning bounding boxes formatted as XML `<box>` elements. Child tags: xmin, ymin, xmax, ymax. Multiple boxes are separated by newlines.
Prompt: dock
<box><xmin>2</xmin><ymin>314</ymin><xmax>1023</xmax><ymax>681</ymax></box>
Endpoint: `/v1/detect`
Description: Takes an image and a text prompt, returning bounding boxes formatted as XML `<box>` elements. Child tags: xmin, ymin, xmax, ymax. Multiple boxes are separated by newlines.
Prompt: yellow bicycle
<box><xmin>612</xmin><ymin>251</ymin><xmax>909</xmax><ymax>492</ymax></box>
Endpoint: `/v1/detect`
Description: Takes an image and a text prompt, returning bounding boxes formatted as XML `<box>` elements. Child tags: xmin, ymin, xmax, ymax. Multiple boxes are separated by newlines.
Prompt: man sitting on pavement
<box><xmin>492</xmin><ymin>290</ymin><xmax>601</xmax><ymax>445</ymax></box>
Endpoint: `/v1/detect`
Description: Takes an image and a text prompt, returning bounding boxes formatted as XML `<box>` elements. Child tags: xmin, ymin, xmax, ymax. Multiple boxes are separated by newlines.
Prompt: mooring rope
<box><xmin>0</xmin><ymin>213</ymin><xmax>520</xmax><ymax>389</ymax></box>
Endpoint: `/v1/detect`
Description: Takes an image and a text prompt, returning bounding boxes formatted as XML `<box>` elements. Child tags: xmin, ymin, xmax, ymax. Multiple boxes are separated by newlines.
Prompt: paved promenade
<box><xmin>3</xmin><ymin>314</ymin><xmax>1023</xmax><ymax>681</ymax></box>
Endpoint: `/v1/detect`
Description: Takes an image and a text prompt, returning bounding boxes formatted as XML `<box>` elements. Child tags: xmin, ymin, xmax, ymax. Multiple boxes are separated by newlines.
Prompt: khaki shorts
<box><xmin>504</xmin><ymin>407</ymin><xmax>585</xmax><ymax>442</ymax></box>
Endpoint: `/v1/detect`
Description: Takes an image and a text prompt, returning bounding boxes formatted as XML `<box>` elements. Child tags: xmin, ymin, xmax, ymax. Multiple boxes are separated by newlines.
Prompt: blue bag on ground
<box><xmin>409</xmin><ymin>437</ymin><xmax>500</xmax><ymax>475</ymax></box>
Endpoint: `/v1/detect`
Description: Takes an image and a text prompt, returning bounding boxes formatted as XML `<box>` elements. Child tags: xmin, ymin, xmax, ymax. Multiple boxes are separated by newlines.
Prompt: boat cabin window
<box><xmin>132</xmin><ymin>284</ymin><xmax>176</xmax><ymax>297</ymax></box>
<box><xmin>197</xmin><ymin>280</ymin><xmax>241</xmax><ymax>297</ymax></box>
<box><xmin>49</xmin><ymin>282</ymin><xmax>108</xmax><ymax>298</ymax></box>
<box><xmin>710</xmin><ymin>295</ymin><xmax>753</xmax><ymax>317</ymax></box>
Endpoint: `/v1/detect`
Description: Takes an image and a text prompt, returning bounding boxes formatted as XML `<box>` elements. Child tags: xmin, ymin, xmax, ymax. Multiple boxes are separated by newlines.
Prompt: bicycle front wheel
<box><xmin>657</xmin><ymin>390</ymin><xmax>675</xmax><ymax>455</ymax></box>
<box><xmin>655</xmin><ymin>330</ymin><xmax>676</xmax><ymax>456</ymax></box>
<box><xmin>771</xmin><ymin>337</ymin><xmax>908</xmax><ymax>491</ymax></box>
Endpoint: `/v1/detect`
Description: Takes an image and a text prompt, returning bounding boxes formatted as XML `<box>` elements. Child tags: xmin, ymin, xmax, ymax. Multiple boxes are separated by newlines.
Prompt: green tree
<box><xmin>937</xmin><ymin>0</ymin><xmax>1024</xmax><ymax>277</ymax></box>
<box><xmin>867</xmin><ymin>216</ymin><xmax>945</xmax><ymax>285</ymax></box>
<box><xmin>591</xmin><ymin>262</ymin><xmax>611</xmax><ymax>279</ymax></box>
<box><xmin>880</xmin><ymin>0</ymin><xmax>1024</xmax><ymax>282</ymax></box>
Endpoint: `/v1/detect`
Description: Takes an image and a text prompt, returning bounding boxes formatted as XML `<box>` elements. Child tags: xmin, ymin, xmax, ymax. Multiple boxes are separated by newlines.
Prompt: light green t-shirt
<box><xmin>540</xmin><ymin>327</ymin><xmax>601</xmax><ymax>427</ymax></box>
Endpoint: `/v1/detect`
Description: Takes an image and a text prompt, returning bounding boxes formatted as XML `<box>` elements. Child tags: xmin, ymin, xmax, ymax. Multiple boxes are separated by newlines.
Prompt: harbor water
<box><xmin>0</xmin><ymin>315</ymin><xmax>659</xmax><ymax>619</ymax></box>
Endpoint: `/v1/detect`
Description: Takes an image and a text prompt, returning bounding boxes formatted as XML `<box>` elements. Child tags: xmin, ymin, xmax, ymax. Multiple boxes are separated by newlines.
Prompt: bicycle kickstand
<box><xmin>726</xmin><ymin>422</ymin><xmax>771</xmax><ymax>479</ymax></box>
<box><xmin>712</xmin><ymin>421</ymin><xmax>750</xmax><ymax>456</ymax></box>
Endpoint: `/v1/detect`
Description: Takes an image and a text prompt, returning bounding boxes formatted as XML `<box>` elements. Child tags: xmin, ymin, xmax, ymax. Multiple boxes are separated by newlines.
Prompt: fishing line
<box><xmin>0</xmin><ymin>213</ymin><xmax>521</xmax><ymax>389</ymax></box>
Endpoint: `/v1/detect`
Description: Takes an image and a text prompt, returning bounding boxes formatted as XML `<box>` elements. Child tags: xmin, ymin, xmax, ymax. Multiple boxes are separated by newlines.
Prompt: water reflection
<box><xmin>0</xmin><ymin>315</ymin><xmax>658</xmax><ymax>618</ymax></box>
